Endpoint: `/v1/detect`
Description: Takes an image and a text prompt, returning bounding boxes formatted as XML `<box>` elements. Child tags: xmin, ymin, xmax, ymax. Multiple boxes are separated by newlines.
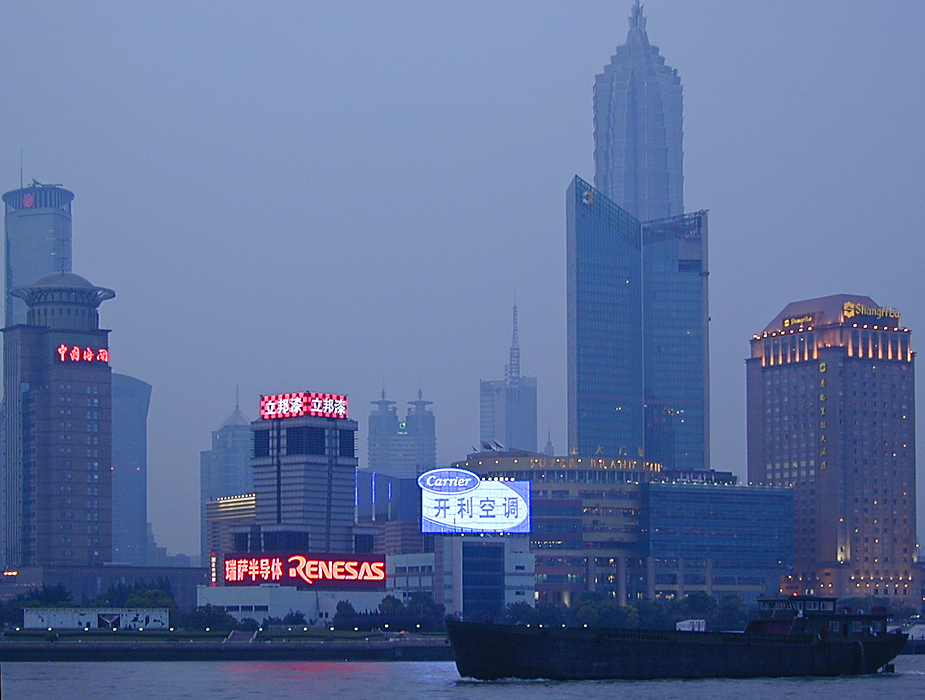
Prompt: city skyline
<box><xmin>0</xmin><ymin>1</ymin><xmax>922</xmax><ymax>556</ymax></box>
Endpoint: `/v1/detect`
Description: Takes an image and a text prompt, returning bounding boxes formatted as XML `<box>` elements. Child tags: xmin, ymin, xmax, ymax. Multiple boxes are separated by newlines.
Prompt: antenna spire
<box><xmin>627</xmin><ymin>0</ymin><xmax>648</xmax><ymax>41</ymax></box>
<box><xmin>505</xmin><ymin>304</ymin><xmax>521</xmax><ymax>389</ymax></box>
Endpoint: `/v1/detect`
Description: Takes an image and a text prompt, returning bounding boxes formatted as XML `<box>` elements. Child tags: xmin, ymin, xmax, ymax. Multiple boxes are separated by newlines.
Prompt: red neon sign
<box><xmin>57</xmin><ymin>345</ymin><xmax>109</xmax><ymax>364</ymax></box>
<box><xmin>223</xmin><ymin>552</ymin><xmax>385</xmax><ymax>589</ymax></box>
<box><xmin>260</xmin><ymin>392</ymin><xmax>348</xmax><ymax>420</ymax></box>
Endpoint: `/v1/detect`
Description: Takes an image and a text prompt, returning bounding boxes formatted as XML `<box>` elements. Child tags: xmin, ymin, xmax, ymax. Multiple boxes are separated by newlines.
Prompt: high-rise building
<box><xmin>480</xmin><ymin>305</ymin><xmax>538</xmax><ymax>452</ymax></box>
<box><xmin>366</xmin><ymin>389</ymin><xmax>436</xmax><ymax>479</ymax></box>
<box><xmin>746</xmin><ymin>295</ymin><xmax>917</xmax><ymax>604</ymax></box>
<box><xmin>245</xmin><ymin>392</ymin><xmax>357</xmax><ymax>553</ymax></box>
<box><xmin>642</xmin><ymin>211</ymin><xmax>709</xmax><ymax>471</ymax></box>
<box><xmin>1</xmin><ymin>272</ymin><xmax>115</xmax><ymax>568</ymax></box>
<box><xmin>567</xmin><ymin>176</ymin><xmax>708</xmax><ymax>469</ymax></box>
<box><xmin>567</xmin><ymin>177</ymin><xmax>643</xmax><ymax>459</ymax></box>
<box><xmin>3</xmin><ymin>182</ymin><xmax>74</xmax><ymax>327</ymax></box>
<box><xmin>111</xmin><ymin>373</ymin><xmax>152</xmax><ymax>565</ymax></box>
<box><xmin>200</xmin><ymin>404</ymin><xmax>252</xmax><ymax>560</ymax></box>
<box><xmin>593</xmin><ymin>1</ymin><xmax>683</xmax><ymax>223</ymax></box>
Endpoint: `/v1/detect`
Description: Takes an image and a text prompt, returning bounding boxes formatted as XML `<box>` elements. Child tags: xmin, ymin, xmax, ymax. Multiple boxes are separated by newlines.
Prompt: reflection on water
<box><xmin>3</xmin><ymin>655</ymin><xmax>925</xmax><ymax>700</ymax></box>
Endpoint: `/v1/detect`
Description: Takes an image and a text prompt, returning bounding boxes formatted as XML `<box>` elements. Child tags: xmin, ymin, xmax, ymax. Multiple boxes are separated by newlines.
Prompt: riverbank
<box><xmin>0</xmin><ymin>635</ymin><xmax>454</xmax><ymax>662</ymax></box>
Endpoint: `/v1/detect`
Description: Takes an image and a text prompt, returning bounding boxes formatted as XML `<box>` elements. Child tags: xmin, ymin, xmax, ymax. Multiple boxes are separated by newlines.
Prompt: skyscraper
<box><xmin>111</xmin><ymin>373</ymin><xmax>152</xmax><ymax>565</ymax></box>
<box><xmin>480</xmin><ymin>305</ymin><xmax>538</xmax><ymax>452</ymax></box>
<box><xmin>593</xmin><ymin>1</ymin><xmax>683</xmax><ymax>222</ymax></box>
<box><xmin>200</xmin><ymin>404</ymin><xmax>252</xmax><ymax>561</ymax></box>
<box><xmin>567</xmin><ymin>177</ymin><xmax>708</xmax><ymax>469</ymax></box>
<box><xmin>746</xmin><ymin>295</ymin><xmax>916</xmax><ymax>604</ymax></box>
<box><xmin>366</xmin><ymin>389</ymin><xmax>436</xmax><ymax>479</ymax></box>
<box><xmin>568</xmin><ymin>4</ymin><xmax>707</xmax><ymax>468</ymax></box>
<box><xmin>641</xmin><ymin>210</ymin><xmax>709</xmax><ymax>470</ymax></box>
<box><xmin>3</xmin><ymin>182</ymin><xmax>74</xmax><ymax>327</ymax></box>
<box><xmin>248</xmin><ymin>392</ymin><xmax>357</xmax><ymax>552</ymax></box>
<box><xmin>1</xmin><ymin>272</ymin><xmax>115</xmax><ymax>568</ymax></box>
<box><xmin>567</xmin><ymin>176</ymin><xmax>644</xmax><ymax>459</ymax></box>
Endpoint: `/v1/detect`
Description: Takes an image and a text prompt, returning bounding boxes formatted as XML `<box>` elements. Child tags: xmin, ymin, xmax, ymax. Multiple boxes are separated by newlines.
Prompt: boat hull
<box><xmin>445</xmin><ymin>620</ymin><xmax>908</xmax><ymax>680</ymax></box>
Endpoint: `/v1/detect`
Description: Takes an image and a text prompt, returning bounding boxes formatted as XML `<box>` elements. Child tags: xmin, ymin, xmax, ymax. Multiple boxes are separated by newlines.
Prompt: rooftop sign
<box><xmin>260</xmin><ymin>392</ymin><xmax>348</xmax><ymax>420</ymax></box>
<box><xmin>842</xmin><ymin>301</ymin><xmax>900</xmax><ymax>323</ymax></box>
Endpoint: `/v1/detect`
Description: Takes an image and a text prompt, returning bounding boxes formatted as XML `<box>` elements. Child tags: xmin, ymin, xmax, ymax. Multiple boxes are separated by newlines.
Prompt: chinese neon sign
<box><xmin>56</xmin><ymin>345</ymin><xmax>109</xmax><ymax>363</ymax></box>
<box><xmin>260</xmin><ymin>392</ymin><xmax>348</xmax><ymax>420</ymax></box>
<box><xmin>223</xmin><ymin>553</ymin><xmax>385</xmax><ymax>589</ymax></box>
<box><xmin>418</xmin><ymin>468</ymin><xmax>531</xmax><ymax>534</ymax></box>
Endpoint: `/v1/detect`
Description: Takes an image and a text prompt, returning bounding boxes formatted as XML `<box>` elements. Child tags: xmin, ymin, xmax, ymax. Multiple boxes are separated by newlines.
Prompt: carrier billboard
<box><xmin>223</xmin><ymin>552</ymin><xmax>385</xmax><ymax>589</ymax></box>
<box><xmin>418</xmin><ymin>468</ymin><xmax>531</xmax><ymax>534</ymax></box>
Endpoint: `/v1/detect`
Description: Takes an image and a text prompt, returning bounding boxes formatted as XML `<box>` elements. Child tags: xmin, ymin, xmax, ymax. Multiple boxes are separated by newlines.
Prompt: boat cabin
<box><xmin>745</xmin><ymin>596</ymin><xmax>889</xmax><ymax>638</ymax></box>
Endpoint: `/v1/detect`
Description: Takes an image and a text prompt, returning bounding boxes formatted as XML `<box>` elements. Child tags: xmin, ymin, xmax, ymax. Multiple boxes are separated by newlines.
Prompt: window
<box><xmin>253</xmin><ymin>430</ymin><xmax>270</xmax><ymax>457</ymax></box>
<box><xmin>339</xmin><ymin>429</ymin><xmax>356</xmax><ymax>458</ymax></box>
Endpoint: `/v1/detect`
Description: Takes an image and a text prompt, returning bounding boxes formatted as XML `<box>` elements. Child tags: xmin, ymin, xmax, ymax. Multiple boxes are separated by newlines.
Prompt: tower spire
<box><xmin>627</xmin><ymin>1</ymin><xmax>648</xmax><ymax>43</ymax></box>
<box><xmin>505</xmin><ymin>304</ymin><xmax>521</xmax><ymax>390</ymax></box>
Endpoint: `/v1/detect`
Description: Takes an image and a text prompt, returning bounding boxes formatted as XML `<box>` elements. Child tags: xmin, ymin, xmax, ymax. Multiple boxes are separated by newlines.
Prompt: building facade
<box><xmin>567</xmin><ymin>177</ymin><xmax>709</xmax><ymax>469</ymax></box>
<box><xmin>3</xmin><ymin>183</ymin><xmax>74</xmax><ymax>327</ymax></box>
<box><xmin>367</xmin><ymin>390</ymin><xmax>436</xmax><ymax>479</ymax></box>
<box><xmin>111</xmin><ymin>373</ymin><xmax>152</xmax><ymax>565</ymax></box>
<box><xmin>1</xmin><ymin>272</ymin><xmax>115</xmax><ymax>568</ymax></box>
<box><xmin>480</xmin><ymin>304</ymin><xmax>538</xmax><ymax>452</ymax></box>
<box><xmin>593</xmin><ymin>2</ymin><xmax>683</xmax><ymax>223</ymax></box>
<box><xmin>639</xmin><ymin>481</ymin><xmax>793</xmax><ymax>603</ymax></box>
<box><xmin>746</xmin><ymin>295</ymin><xmax>917</xmax><ymax>605</ymax></box>
<box><xmin>459</xmin><ymin>451</ymin><xmax>791</xmax><ymax>606</ymax></box>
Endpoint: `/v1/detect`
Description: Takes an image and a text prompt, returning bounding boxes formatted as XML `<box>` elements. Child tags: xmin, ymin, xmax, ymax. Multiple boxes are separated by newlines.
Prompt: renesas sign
<box><xmin>223</xmin><ymin>552</ymin><xmax>385</xmax><ymax>589</ymax></box>
<box><xmin>260</xmin><ymin>392</ymin><xmax>348</xmax><ymax>420</ymax></box>
<box><xmin>418</xmin><ymin>468</ymin><xmax>531</xmax><ymax>534</ymax></box>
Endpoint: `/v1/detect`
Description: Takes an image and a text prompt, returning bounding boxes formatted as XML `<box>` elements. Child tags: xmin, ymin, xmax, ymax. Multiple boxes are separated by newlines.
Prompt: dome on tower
<box><xmin>30</xmin><ymin>272</ymin><xmax>96</xmax><ymax>288</ymax></box>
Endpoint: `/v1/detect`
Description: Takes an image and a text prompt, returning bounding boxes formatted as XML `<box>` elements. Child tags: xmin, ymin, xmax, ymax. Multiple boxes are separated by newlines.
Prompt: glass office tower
<box><xmin>568</xmin><ymin>177</ymin><xmax>709</xmax><ymax>469</ymax></box>
<box><xmin>567</xmin><ymin>176</ymin><xmax>644</xmax><ymax>458</ymax></box>
<box><xmin>112</xmin><ymin>373</ymin><xmax>153</xmax><ymax>565</ymax></box>
<box><xmin>642</xmin><ymin>212</ymin><xmax>709</xmax><ymax>470</ymax></box>
<box><xmin>3</xmin><ymin>182</ymin><xmax>74</xmax><ymax>327</ymax></box>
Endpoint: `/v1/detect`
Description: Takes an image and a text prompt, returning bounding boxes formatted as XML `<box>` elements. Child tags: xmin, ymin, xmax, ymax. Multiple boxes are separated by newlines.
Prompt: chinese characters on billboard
<box><xmin>223</xmin><ymin>553</ymin><xmax>385</xmax><ymax>589</ymax></box>
<box><xmin>260</xmin><ymin>392</ymin><xmax>348</xmax><ymax>420</ymax></box>
<box><xmin>418</xmin><ymin>468</ymin><xmax>531</xmax><ymax>534</ymax></box>
<box><xmin>56</xmin><ymin>344</ymin><xmax>109</xmax><ymax>363</ymax></box>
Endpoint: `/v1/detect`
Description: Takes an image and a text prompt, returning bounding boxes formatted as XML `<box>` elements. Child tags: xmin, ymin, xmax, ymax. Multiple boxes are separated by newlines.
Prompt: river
<box><xmin>3</xmin><ymin>655</ymin><xmax>924</xmax><ymax>699</ymax></box>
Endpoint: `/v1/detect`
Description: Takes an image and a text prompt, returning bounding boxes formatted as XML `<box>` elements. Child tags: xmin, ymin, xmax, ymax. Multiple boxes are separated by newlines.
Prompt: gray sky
<box><xmin>2</xmin><ymin>1</ymin><xmax>923</xmax><ymax>557</ymax></box>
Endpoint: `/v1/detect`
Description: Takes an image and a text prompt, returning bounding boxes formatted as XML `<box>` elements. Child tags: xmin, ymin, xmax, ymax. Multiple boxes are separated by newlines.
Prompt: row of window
<box><xmin>253</xmin><ymin>428</ymin><xmax>356</xmax><ymax>459</ymax></box>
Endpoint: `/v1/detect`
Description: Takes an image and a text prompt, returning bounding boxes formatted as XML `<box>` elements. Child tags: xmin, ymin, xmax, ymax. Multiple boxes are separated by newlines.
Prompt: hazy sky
<box><xmin>2</xmin><ymin>1</ymin><xmax>923</xmax><ymax>557</ymax></box>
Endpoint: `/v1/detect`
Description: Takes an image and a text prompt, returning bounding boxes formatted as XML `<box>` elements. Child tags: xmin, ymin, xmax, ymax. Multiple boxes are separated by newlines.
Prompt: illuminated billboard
<box><xmin>260</xmin><ymin>392</ymin><xmax>348</xmax><ymax>420</ymax></box>
<box><xmin>56</xmin><ymin>344</ymin><xmax>109</xmax><ymax>363</ymax></box>
<box><xmin>418</xmin><ymin>468</ymin><xmax>531</xmax><ymax>534</ymax></box>
<box><xmin>223</xmin><ymin>552</ymin><xmax>385</xmax><ymax>589</ymax></box>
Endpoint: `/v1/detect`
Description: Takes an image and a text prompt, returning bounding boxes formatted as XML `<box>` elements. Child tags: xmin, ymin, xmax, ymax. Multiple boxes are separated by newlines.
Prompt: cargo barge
<box><xmin>446</xmin><ymin>596</ymin><xmax>907</xmax><ymax>680</ymax></box>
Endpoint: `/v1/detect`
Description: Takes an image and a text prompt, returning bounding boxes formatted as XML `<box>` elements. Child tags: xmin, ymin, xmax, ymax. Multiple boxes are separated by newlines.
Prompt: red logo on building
<box><xmin>223</xmin><ymin>553</ymin><xmax>385</xmax><ymax>589</ymax></box>
<box><xmin>57</xmin><ymin>345</ymin><xmax>109</xmax><ymax>363</ymax></box>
